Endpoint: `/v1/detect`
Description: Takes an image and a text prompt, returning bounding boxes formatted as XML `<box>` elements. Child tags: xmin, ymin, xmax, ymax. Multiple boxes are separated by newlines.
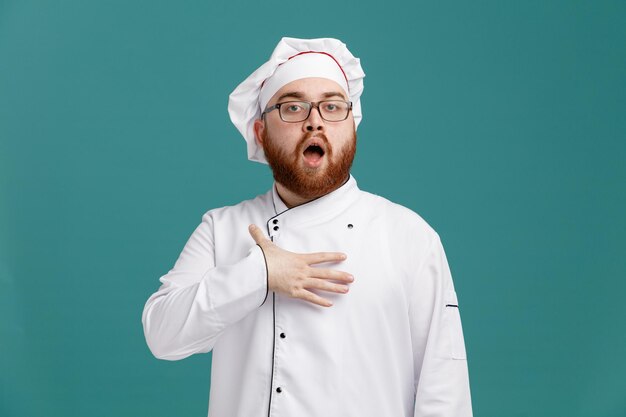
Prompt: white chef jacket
<box><xmin>142</xmin><ymin>175</ymin><xmax>472</xmax><ymax>417</ymax></box>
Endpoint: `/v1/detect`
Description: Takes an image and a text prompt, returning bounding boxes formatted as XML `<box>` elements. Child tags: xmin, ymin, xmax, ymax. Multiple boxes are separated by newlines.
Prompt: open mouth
<box><xmin>303</xmin><ymin>143</ymin><xmax>326</xmax><ymax>167</ymax></box>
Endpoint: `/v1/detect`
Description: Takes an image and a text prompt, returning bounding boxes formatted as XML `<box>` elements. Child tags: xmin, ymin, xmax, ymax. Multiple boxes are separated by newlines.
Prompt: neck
<box><xmin>275</xmin><ymin>175</ymin><xmax>350</xmax><ymax>208</ymax></box>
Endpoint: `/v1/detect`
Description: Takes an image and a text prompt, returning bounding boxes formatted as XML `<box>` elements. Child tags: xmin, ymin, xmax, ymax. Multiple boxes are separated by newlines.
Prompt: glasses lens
<box><xmin>279</xmin><ymin>102</ymin><xmax>311</xmax><ymax>122</ymax></box>
<box><xmin>319</xmin><ymin>100</ymin><xmax>350</xmax><ymax>121</ymax></box>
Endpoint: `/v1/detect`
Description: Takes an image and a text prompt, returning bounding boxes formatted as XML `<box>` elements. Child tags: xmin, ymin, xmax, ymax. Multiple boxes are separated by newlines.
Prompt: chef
<box><xmin>142</xmin><ymin>37</ymin><xmax>473</xmax><ymax>417</ymax></box>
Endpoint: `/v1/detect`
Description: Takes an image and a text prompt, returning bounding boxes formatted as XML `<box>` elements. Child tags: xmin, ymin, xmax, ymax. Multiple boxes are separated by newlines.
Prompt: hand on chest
<box><xmin>271</xmin><ymin>216</ymin><xmax>407</xmax><ymax>314</ymax></box>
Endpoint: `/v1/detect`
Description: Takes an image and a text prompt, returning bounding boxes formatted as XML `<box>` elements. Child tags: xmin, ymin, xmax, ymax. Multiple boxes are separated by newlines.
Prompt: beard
<box><xmin>261</xmin><ymin>128</ymin><xmax>357</xmax><ymax>200</ymax></box>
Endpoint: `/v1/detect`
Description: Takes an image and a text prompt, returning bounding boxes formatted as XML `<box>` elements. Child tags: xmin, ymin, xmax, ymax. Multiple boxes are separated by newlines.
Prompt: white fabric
<box><xmin>228</xmin><ymin>37</ymin><xmax>365</xmax><ymax>164</ymax></box>
<box><xmin>142</xmin><ymin>176</ymin><xmax>473</xmax><ymax>417</ymax></box>
<box><xmin>258</xmin><ymin>52</ymin><xmax>350</xmax><ymax>111</ymax></box>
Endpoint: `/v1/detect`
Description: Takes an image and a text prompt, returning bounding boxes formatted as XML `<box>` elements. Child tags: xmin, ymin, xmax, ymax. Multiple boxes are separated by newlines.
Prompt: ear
<box><xmin>253</xmin><ymin>118</ymin><xmax>265</xmax><ymax>146</ymax></box>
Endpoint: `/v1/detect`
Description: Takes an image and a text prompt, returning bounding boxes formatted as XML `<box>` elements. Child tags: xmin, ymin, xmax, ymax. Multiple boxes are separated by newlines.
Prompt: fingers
<box><xmin>309</xmin><ymin>267</ymin><xmax>354</xmax><ymax>283</ymax></box>
<box><xmin>303</xmin><ymin>277</ymin><xmax>350</xmax><ymax>294</ymax></box>
<box><xmin>305</xmin><ymin>251</ymin><xmax>347</xmax><ymax>265</ymax></box>
<box><xmin>298</xmin><ymin>289</ymin><xmax>334</xmax><ymax>308</ymax></box>
<box><xmin>248</xmin><ymin>224</ymin><xmax>269</xmax><ymax>246</ymax></box>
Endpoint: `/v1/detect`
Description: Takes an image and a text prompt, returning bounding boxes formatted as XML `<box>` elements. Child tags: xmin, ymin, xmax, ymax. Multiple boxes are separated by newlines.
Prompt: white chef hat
<box><xmin>228</xmin><ymin>37</ymin><xmax>365</xmax><ymax>164</ymax></box>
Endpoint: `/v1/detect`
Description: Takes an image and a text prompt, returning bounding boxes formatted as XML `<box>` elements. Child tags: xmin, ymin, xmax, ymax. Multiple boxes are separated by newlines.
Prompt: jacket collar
<box><xmin>267</xmin><ymin>175</ymin><xmax>360</xmax><ymax>237</ymax></box>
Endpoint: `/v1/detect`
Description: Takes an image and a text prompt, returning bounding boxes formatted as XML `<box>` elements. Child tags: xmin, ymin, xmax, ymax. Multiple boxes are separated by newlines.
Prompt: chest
<box><xmin>272</xmin><ymin>213</ymin><xmax>409</xmax><ymax>318</ymax></box>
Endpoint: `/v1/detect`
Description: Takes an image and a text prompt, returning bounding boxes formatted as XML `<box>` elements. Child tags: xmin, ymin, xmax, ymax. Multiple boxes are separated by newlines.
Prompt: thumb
<box><xmin>248</xmin><ymin>224</ymin><xmax>268</xmax><ymax>246</ymax></box>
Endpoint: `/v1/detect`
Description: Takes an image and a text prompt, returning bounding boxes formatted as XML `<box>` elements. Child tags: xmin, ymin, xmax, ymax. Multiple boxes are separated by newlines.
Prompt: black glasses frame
<box><xmin>262</xmin><ymin>100</ymin><xmax>353</xmax><ymax>123</ymax></box>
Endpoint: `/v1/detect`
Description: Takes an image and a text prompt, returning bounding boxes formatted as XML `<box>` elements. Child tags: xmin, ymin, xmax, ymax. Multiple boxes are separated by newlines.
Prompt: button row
<box><xmin>274</xmin><ymin>332</ymin><xmax>286</xmax><ymax>394</ymax></box>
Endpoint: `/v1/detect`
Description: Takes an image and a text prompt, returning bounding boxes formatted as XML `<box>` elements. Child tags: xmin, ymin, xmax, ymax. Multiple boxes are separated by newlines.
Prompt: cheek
<box><xmin>267</xmin><ymin>122</ymin><xmax>300</xmax><ymax>139</ymax></box>
<box><xmin>265</xmin><ymin>128</ymin><xmax>300</xmax><ymax>155</ymax></box>
<box><xmin>332</xmin><ymin>125</ymin><xmax>355</xmax><ymax>144</ymax></box>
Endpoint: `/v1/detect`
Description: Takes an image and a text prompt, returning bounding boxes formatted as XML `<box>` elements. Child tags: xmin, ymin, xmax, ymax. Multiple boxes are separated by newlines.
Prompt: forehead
<box><xmin>268</xmin><ymin>77</ymin><xmax>348</xmax><ymax>105</ymax></box>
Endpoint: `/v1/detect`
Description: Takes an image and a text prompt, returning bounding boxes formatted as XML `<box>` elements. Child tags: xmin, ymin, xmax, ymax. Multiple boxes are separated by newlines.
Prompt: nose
<box><xmin>304</xmin><ymin>104</ymin><xmax>325</xmax><ymax>132</ymax></box>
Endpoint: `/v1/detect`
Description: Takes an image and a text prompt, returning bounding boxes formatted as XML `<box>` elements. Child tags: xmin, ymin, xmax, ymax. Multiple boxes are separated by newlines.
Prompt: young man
<box><xmin>142</xmin><ymin>37</ymin><xmax>473</xmax><ymax>417</ymax></box>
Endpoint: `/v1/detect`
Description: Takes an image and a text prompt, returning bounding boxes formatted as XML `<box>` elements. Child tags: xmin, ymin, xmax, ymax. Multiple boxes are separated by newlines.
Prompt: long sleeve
<box><xmin>141</xmin><ymin>212</ymin><xmax>268</xmax><ymax>361</ymax></box>
<box><xmin>410</xmin><ymin>235</ymin><xmax>473</xmax><ymax>417</ymax></box>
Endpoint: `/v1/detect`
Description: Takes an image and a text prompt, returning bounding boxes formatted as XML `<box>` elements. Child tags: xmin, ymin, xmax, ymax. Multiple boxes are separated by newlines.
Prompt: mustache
<box><xmin>297</xmin><ymin>133</ymin><xmax>330</xmax><ymax>150</ymax></box>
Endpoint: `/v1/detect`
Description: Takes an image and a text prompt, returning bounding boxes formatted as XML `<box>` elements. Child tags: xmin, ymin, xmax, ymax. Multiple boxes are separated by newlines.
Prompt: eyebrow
<box><xmin>276</xmin><ymin>90</ymin><xmax>348</xmax><ymax>102</ymax></box>
<box><xmin>276</xmin><ymin>91</ymin><xmax>306</xmax><ymax>102</ymax></box>
<box><xmin>322</xmin><ymin>91</ymin><xmax>348</xmax><ymax>100</ymax></box>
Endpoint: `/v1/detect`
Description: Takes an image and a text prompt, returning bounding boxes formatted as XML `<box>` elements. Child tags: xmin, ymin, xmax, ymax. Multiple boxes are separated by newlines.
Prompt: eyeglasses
<box><xmin>262</xmin><ymin>100</ymin><xmax>353</xmax><ymax>123</ymax></box>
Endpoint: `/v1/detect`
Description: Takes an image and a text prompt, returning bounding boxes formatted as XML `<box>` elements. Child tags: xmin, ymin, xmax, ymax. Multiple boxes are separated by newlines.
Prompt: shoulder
<box><xmin>200</xmin><ymin>189</ymin><xmax>274</xmax><ymax>225</ymax></box>
<box><xmin>357</xmin><ymin>189</ymin><xmax>440</xmax><ymax>248</ymax></box>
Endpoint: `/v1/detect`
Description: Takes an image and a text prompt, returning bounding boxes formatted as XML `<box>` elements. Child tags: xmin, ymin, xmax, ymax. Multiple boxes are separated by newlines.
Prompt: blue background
<box><xmin>1</xmin><ymin>0</ymin><xmax>625</xmax><ymax>416</ymax></box>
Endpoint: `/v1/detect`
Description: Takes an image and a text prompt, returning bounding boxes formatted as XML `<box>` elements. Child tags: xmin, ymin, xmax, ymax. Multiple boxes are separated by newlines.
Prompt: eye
<box><xmin>284</xmin><ymin>103</ymin><xmax>305</xmax><ymax>113</ymax></box>
<box><xmin>322</xmin><ymin>101</ymin><xmax>348</xmax><ymax>112</ymax></box>
<box><xmin>323</xmin><ymin>102</ymin><xmax>338</xmax><ymax>112</ymax></box>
